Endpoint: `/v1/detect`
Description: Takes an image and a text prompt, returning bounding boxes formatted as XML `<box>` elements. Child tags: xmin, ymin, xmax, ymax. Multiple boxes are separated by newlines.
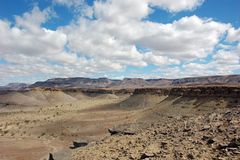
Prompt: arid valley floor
<box><xmin>0</xmin><ymin>84</ymin><xmax>239</xmax><ymax>160</ymax></box>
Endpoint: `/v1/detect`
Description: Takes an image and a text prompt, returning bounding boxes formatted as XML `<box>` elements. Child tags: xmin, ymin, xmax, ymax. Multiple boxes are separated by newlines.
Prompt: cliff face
<box><xmin>133</xmin><ymin>86</ymin><xmax>240</xmax><ymax>98</ymax></box>
<box><xmin>42</xmin><ymin>85</ymin><xmax>240</xmax><ymax>98</ymax></box>
<box><xmin>60</xmin><ymin>86</ymin><xmax>240</xmax><ymax>98</ymax></box>
<box><xmin>169</xmin><ymin>86</ymin><xmax>240</xmax><ymax>97</ymax></box>
<box><xmin>133</xmin><ymin>88</ymin><xmax>170</xmax><ymax>95</ymax></box>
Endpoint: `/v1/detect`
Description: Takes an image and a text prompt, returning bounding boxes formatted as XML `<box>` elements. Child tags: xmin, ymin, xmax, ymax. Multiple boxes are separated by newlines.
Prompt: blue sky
<box><xmin>1</xmin><ymin>0</ymin><xmax>240</xmax><ymax>28</ymax></box>
<box><xmin>0</xmin><ymin>0</ymin><xmax>239</xmax><ymax>85</ymax></box>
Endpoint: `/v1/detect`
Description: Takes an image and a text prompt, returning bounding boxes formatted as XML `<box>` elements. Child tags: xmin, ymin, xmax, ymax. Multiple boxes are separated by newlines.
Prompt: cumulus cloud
<box><xmin>15</xmin><ymin>6</ymin><xmax>54</xmax><ymax>31</ymax></box>
<box><xmin>139</xmin><ymin>16</ymin><xmax>230</xmax><ymax>60</ymax></box>
<box><xmin>93</xmin><ymin>0</ymin><xmax>151</xmax><ymax>22</ymax></box>
<box><xmin>53</xmin><ymin>0</ymin><xmax>93</xmax><ymax>15</ymax></box>
<box><xmin>62</xmin><ymin>6</ymin><xmax>230</xmax><ymax>66</ymax></box>
<box><xmin>213</xmin><ymin>49</ymin><xmax>239</xmax><ymax>64</ymax></box>
<box><xmin>181</xmin><ymin>48</ymin><xmax>240</xmax><ymax>77</ymax></box>
<box><xmin>227</xmin><ymin>27</ymin><xmax>240</xmax><ymax>42</ymax></box>
<box><xmin>154</xmin><ymin>45</ymin><xmax>240</xmax><ymax>78</ymax></box>
<box><xmin>143</xmin><ymin>52</ymin><xmax>180</xmax><ymax>66</ymax></box>
<box><xmin>149</xmin><ymin>0</ymin><xmax>204</xmax><ymax>12</ymax></box>
<box><xmin>0</xmin><ymin>6</ymin><xmax>67</xmax><ymax>57</ymax></box>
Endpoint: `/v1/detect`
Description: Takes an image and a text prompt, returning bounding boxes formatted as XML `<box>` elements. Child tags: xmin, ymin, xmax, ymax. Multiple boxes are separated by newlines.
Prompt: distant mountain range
<box><xmin>0</xmin><ymin>83</ymin><xmax>30</xmax><ymax>91</ymax></box>
<box><xmin>0</xmin><ymin>75</ymin><xmax>239</xmax><ymax>91</ymax></box>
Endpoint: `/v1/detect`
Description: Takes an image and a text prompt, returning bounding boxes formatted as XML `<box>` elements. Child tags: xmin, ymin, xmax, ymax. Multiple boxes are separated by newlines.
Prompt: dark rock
<box><xmin>202</xmin><ymin>136</ymin><xmax>209</xmax><ymax>141</ymax></box>
<box><xmin>183</xmin><ymin>128</ymin><xmax>191</xmax><ymax>132</ymax></box>
<box><xmin>217</xmin><ymin>138</ymin><xmax>240</xmax><ymax>150</ymax></box>
<box><xmin>173</xmin><ymin>150</ymin><xmax>183</xmax><ymax>159</ymax></box>
<box><xmin>187</xmin><ymin>153</ymin><xmax>194</xmax><ymax>159</ymax></box>
<box><xmin>223</xmin><ymin>111</ymin><xmax>233</xmax><ymax>121</ymax></box>
<box><xmin>207</xmin><ymin>139</ymin><xmax>215</xmax><ymax>145</ymax></box>
<box><xmin>108</xmin><ymin>128</ymin><xmax>135</xmax><ymax>136</ymax></box>
<box><xmin>224</xmin><ymin>111</ymin><xmax>231</xmax><ymax>116</ymax></box>
<box><xmin>70</xmin><ymin>140</ymin><xmax>88</xmax><ymax>149</ymax></box>
<box><xmin>160</xmin><ymin>131</ymin><xmax>168</xmax><ymax>135</ymax></box>
<box><xmin>201</xmin><ymin>136</ymin><xmax>215</xmax><ymax>145</ymax></box>
<box><xmin>108</xmin><ymin>128</ymin><xmax>119</xmax><ymax>135</ymax></box>
<box><xmin>161</xmin><ymin>142</ymin><xmax>168</xmax><ymax>149</ymax></box>
<box><xmin>217</xmin><ymin>144</ymin><xmax>228</xmax><ymax>150</ymax></box>
<box><xmin>228</xmin><ymin>138</ymin><xmax>240</xmax><ymax>148</ymax></box>
<box><xmin>48</xmin><ymin>153</ymin><xmax>54</xmax><ymax>160</ymax></box>
<box><xmin>140</xmin><ymin>153</ymin><xmax>155</xmax><ymax>159</ymax></box>
<box><xmin>217</xmin><ymin>126</ymin><xmax>224</xmax><ymax>132</ymax></box>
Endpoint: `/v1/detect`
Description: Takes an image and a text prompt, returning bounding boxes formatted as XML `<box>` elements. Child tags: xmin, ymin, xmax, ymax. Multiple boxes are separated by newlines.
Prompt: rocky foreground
<box><xmin>72</xmin><ymin>108</ymin><xmax>240</xmax><ymax>160</ymax></box>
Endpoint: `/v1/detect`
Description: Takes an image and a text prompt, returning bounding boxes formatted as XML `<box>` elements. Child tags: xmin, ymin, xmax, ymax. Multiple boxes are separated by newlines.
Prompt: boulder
<box><xmin>217</xmin><ymin>138</ymin><xmax>240</xmax><ymax>150</ymax></box>
<box><xmin>140</xmin><ymin>152</ymin><xmax>155</xmax><ymax>159</ymax></box>
<box><xmin>48</xmin><ymin>153</ymin><xmax>54</xmax><ymax>160</ymax></box>
<box><xmin>70</xmin><ymin>140</ymin><xmax>88</xmax><ymax>149</ymax></box>
<box><xmin>108</xmin><ymin>128</ymin><xmax>135</xmax><ymax>136</ymax></box>
<box><xmin>201</xmin><ymin>136</ymin><xmax>215</xmax><ymax>145</ymax></box>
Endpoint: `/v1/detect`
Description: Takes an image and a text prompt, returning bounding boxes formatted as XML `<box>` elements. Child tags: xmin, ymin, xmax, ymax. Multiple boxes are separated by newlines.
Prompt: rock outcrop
<box><xmin>133</xmin><ymin>86</ymin><xmax>240</xmax><ymax>97</ymax></box>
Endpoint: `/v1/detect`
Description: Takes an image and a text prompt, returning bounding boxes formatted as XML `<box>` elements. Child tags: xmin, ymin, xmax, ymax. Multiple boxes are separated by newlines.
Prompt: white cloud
<box><xmin>0</xmin><ymin>20</ymin><xmax>67</xmax><ymax>57</ymax></box>
<box><xmin>93</xmin><ymin>0</ymin><xmax>151</xmax><ymax>22</ymax></box>
<box><xmin>53</xmin><ymin>0</ymin><xmax>92</xmax><ymax>15</ymax></box>
<box><xmin>15</xmin><ymin>6</ymin><xmax>54</xmax><ymax>32</ymax></box>
<box><xmin>0</xmin><ymin>6</ymin><xmax>67</xmax><ymax>57</ymax></box>
<box><xmin>149</xmin><ymin>0</ymin><xmax>204</xmax><ymax>12</ymax></box>
<box><xmin>62</xmin><ymin>13</ymin><xmax>230</xmax><ymax>66</ymax></box>
<box><xmin>139</xmin><ymin>16</ymin><xmax>230</xmax><ymax>60</ymax></box>
<box><xmin>154</xmin><ymin>45</ymin><xmax>240</xmax><ymax>78</ymax></box>
<box><xmin>213</xmin><ymin>49</ymin><xmax>239</xmax><ymax>65</ymax></box>
<box><xmin>58</xmin><ymin>0</ymin><xmax>229</xmax><ymax>68</ymax></box>
<box><xmin>61</xmin><ymin>17</ymin><xmax>147</xmax><ymax>67</ymax></box>
<box><xmin>143</xmin><ymin>52</ymin><xmax>180</xmax><ymax>66</ymax></box>
<box><xmin>181</xmin><ymin>48</ymin><xmax>240</xmax><ymax>76</ymax></box>
<box><xmin>227</xmin><ymin>27</ymin><xmax>240</xmax><ymax>42</ymax></box>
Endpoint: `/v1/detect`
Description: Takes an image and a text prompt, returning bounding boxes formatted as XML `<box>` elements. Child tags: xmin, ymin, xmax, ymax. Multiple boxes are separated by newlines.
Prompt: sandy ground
<box><xmin>0</xmin><ymin>92</ymin><xmax>142</xmax><ymax>160</ymax></box>
<box><xmin>0</xmin><ymin>137</ymin><xmax>65</xmax><ymax>160</ymax></box>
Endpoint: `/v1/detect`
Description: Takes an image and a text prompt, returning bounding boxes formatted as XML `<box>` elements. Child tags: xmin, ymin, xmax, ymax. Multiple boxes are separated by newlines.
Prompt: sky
<box><xmin>0</xmin><ymin>0</ymin><xmax>239</xmax><ymax>85</ymax></box>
